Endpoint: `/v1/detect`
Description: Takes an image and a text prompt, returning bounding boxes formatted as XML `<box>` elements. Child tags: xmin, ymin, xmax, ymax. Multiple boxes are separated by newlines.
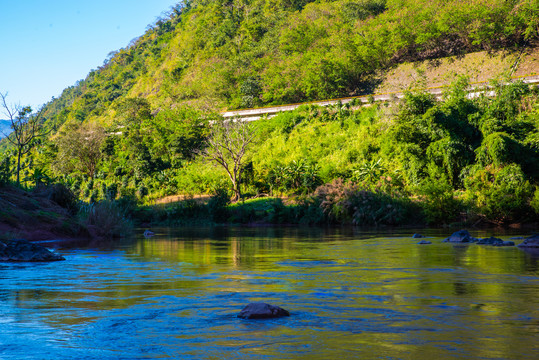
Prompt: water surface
<box><xmin>1</xmin><ymin>227</ymin><xmax>538</xmax><ymax>359</ymax></box>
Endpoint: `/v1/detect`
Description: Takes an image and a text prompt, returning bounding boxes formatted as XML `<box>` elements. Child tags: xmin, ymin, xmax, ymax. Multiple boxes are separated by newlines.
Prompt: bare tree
<box><xmin>54</xmin><ymin>122</ymin><xmax>106</xmax><ymax>179</ymax></box>
<box><xmin>203</xmin><ymin>118</ymin><xmax>256</xmax><ymax>202</ymax></box>
<box><xmin>0</xmin><ymin>92</ymin><xmax>48</xmax><ymax>185</ymax></box>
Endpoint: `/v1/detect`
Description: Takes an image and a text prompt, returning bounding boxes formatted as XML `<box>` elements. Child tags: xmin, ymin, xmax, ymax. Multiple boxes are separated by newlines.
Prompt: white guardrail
<box><xmin>222</xmin><ymin>75</ymin><xmax>539</xmax><ymax>122</ymax></box>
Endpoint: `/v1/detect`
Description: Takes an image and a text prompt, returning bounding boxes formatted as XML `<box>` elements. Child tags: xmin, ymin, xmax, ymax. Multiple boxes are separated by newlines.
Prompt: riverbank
<box><xmin>2</xmin><ymin>183</ymin><xmax>537</xmax><ymax>244</ymax></box>
<box><xmin>0</xmin><ymin>185</ymin><xmax>88</xmax><ymax>241</ymax></box>
<box><xmin>135</xmin><ymin>194</ymin><xmax>539</xmax><ymax>231</ymax></box>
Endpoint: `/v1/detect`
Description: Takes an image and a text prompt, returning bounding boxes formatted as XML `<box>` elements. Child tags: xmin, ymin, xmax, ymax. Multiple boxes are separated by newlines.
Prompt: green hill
<box><xmin>1</xmin><ymin>0</ymin><xmax>538</xmax><ymax>228</ymax></box>
<box><xmin>30</xmin><ymin>0</ymin><xmax>539</xmax><ymax>129</ymax></box>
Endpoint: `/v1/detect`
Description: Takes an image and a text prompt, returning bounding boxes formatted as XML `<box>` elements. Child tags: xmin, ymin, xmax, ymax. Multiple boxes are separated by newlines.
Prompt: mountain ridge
<box><xmin>0</xmin><ymin>120</ymin><xmax>12</xmax><ymax>138</ymax></box>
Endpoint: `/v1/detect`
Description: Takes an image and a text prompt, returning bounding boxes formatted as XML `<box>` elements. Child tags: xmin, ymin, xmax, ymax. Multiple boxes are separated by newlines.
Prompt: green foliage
<box><xmin>531</xmin><ymin>187</ymin><xmax>539</xmax><ymax>216</ymax></box>
<box><xmin>14</xmin><ymin>0</ymin><xmax>537</xmax><ymax>133</ymax></box>
<box><xmin>207</xmin><ymin>187</ymin><xmax>231</xmax><ymax>222</ymax></box>
<box><xmin>2</xmin><ymin>0</ymin><xmax>539</xmax><ymax>227</ymax></box>
<box><xmin>314</xmin><ymin>179</ymin><xmax>416</xmax><ymax>226</ymax></box>
<box><xmin>0</xmin><ymin>157</ymin><xmax>10</xmax><ymax>186</ymax></box>
<box><xmin>417</xmin><ymin>173</ymin><xmax>462</xmax><ymax>225</ymax></box>
<box><xmin>464</xmin><ymin>164</ymin><xmax>534</xmax><ymax>223</ymax></box>
<box><xmin>351</xmin><ymin>158</ymin><xmax>385</xmax><ymax>187</ymax></box>
<box><xmin>267</xmin><ymin>159</ymin><xmax>322</xmax><ymax>194</ymax></box>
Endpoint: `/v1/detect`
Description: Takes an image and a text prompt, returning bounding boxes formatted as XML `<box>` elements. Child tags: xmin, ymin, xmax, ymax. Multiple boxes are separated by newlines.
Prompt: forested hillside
<box><xmin>33</xmin><ymin>0</ymin><xmax>539</xmax><ymax>127</ymax></box>
<box><xmin>1</xmin><ymin>0</ymin><xmax>538</xmax><ymax>228</ymax></box>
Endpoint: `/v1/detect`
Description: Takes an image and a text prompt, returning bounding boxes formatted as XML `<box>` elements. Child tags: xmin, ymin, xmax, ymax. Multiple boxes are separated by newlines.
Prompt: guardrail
<box><xmin>222</xmin><ymin>74</ymin><xmax>539</xmax><ymax>122</ymax></box>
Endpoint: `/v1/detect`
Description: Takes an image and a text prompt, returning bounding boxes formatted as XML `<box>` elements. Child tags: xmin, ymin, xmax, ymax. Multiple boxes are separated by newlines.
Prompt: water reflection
<box><xmin>0</xmin><ymin>227</ymin><xmax>537</xmax><ymax>359</ymax></box>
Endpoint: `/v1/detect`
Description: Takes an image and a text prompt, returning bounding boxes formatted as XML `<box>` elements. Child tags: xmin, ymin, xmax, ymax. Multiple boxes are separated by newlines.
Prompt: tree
<box><xmin>0</xmin><ymin>92</ymin><xmax>48</xmax><ymax>185</ymax></box>
<box><xmin>54</xmin><ymin>122</ymin><xmax>106</xmax><ymax>179</ymax></box>
<box><xmin>202</xmin><ymin>118</ymin><xmax>256</xmax><ymax>202</ymax></box>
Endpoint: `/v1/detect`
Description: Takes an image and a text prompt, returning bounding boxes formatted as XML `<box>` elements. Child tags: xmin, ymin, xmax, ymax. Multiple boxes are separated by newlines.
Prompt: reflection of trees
<box><xmin>521</xmin><ymin>249</ymin><xmax>539</xmax><ymax>272</ymax></box>
<box><xmin>451</xmin><ymin>245</ymin><xmax>478</xmax><ymax>296</ymax></box>
<box><xmin>134</xmin><ymin>235</ymin><xmax>293</xmax><ymax>269</ymax></box>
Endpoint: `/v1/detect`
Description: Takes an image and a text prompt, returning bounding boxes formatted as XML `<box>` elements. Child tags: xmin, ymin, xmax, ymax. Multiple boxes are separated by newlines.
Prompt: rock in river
<box><xmin>443</xmin><ymin>230</ymin><xmax>478</xmax><ymax>243</ymax></box>
<box><xmin>477</xmin><ymin>236</ymin><xmax>504</xmax><ymax>245</ymax></box>
<box><xmin>0</xmin><ymin>239</ymin><xmax>65</xmax><ymax>262</ymax></box>
<box><xmin>238</xmin><ymin>303</ymin><xmax>290</xmax><ymax>319</ymax></box>
<box><xmin>517</xmin><ymin>234</ymin><xmax>539</xmax><ymax>248</ymax></box>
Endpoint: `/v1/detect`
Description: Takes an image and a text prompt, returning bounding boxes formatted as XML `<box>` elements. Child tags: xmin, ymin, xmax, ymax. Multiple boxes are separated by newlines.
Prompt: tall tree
<box><xmin>0</xmin><ymin>92</ymin><xmax>48</xmax><ymax>185</ymax></box>
<box><xmin>54</xmin><ymin>122</ymin><xmax>106</xmax><ymax>179</ymax></box>
<box><xmin>203</xmin><ymin>118</ymin><xmax>256</xmax><ymax>201</ymax></box>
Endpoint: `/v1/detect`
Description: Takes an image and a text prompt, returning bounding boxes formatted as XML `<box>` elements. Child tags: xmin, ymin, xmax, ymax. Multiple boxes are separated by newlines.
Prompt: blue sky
<box><xmin>0</xmin><ymin>0</ymin><xmax>180</xmax><ymax>111</ymax></box>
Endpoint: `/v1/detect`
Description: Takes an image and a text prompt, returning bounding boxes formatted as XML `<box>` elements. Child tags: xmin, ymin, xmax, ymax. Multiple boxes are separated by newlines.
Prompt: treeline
<box><xmin>1</xmin><ymin>0</ymin><xmax>539</xmax><ymax>229</ymax></box>
<box><xmin>130</xmin><ymin>77</ymin><xmax>539</xmax><ymax>227</ymax></box>
<box><xmin>2</xmin><ymin>77</ymin><xmax>538</xmax><ymax>227</ymax></box>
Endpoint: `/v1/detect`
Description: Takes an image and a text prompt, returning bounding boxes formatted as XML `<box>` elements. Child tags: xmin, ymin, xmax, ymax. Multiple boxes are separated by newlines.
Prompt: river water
<box><xmin>1</xmin><ymin>227</ymin><xmax>538</xmax><ymax>359</ymax></box>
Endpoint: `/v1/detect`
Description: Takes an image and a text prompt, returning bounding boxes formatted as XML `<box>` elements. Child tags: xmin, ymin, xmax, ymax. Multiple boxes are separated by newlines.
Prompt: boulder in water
<box><xmin>495</xmin><ymin>241</ymin><xmax>515</xmax><ymax>247</ymax></box>
<box><xmin>517</xmin><ymin>234</ymin><xmax>539</xmax><ymax>248</ymax></box>
<box><xmin>238</xmin><ymin>303</ymin><xmax>290</xmax><ymax>319</ymax></box>
<box><xmin>443</xmin><ymin>230</ymin><xmax>478</xmax><ymax>243</ymax></box>
<box><xmin>0</xmin><ymin>239</ymin><xmax>65</xmax><ymax>262</ymax></box>
<box><xmin>477</xmin><ymin>236</ymin><xmax>504</xmax><ymax>245</ymax></box>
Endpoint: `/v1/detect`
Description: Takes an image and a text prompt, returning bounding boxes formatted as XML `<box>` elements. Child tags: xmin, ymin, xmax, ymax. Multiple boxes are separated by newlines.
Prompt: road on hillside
<box><xmin>222</xmin><ymin>74</ymin><xmax>539</xmax><ymax>122</ymax></box>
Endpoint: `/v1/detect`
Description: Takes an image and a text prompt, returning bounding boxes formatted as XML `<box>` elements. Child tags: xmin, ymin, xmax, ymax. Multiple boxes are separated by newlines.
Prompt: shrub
<box><xmin>207</xmin><ymin>187</ymin><xmax>230</xmax><ymax>222</ymax></box>
<box><xmin>79</xmin><ymin>200</ymin><xmax>132</xmax><ymax>238</ymax></box>
<box><xmin>137</xmin><ymin>184</ymin><xmax>149</xmax><ymax>199</ymax></box>
<box><xmin>0</xmin><ymin>157</ymin><xmax>11</xmax><ymax>186</ymax></box>
<box><xmin>266</xmin><ymin>159</ymin><xmax>322</xmax><ymax>194</ymax></box>
<box><xmin>531</xmin><ymin>187</ymin><xmax>539</xmax><ymax>217</ymax></box>
<box><xmin>43</xmin><ymin>183</ymin><xmax>79</xmax><ymax>215</ymax></box>
<box><xmin>464</xmin><ymin>164</ymin><xmax>534</xmax><ymax>223</ymax></box>
<box><xmin>417</xmin><ymin>177</ymin><xmax>462</xmax><ymax>225</ymax></box>
<box><xmin>314</xmin><ymin>178</ymin><xmax>415</xmax><ymax>226</ymax></box>
<box><xmin>161</xmin><ymin>196</ymin><xmax>207</xmax><ymax>223</ymax></box>
<box><xmin>105</xmin><ymin>183</ymin><xmax>118</xmax><ymax>200</ymax></box>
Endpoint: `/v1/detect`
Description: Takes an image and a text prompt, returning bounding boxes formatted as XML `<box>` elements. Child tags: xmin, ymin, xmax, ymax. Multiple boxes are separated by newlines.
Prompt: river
<box><xmin>1</xmin><ymin>227</ymin><xmax>537</xmax><ymax>359</ymax></box>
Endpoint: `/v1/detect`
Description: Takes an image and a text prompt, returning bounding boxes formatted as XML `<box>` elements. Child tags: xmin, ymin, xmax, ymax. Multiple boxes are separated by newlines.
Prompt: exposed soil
<box><xmin>152</xmin><ymin>194</ymin><xmax>211</xmax><ymax>205</ymax></box>
<box><xmin>375</xmin><ymin>47</ymin><xmax>539</xmax><ymax>93</ymax></box>
<box><xmin>0</xmin><ymin>185</ymin><xmax>88</xmax><ymax>242</ymax></box>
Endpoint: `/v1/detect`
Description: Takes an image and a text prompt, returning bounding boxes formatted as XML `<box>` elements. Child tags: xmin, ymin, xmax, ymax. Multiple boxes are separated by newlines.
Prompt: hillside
<box><xmin>375</xmin><ymin>47</ymin><xmax>539</xmax><ymax>94</ymax></box>
<box><xmin>0</xmin><ymin>0</ymin><xmax>538</xmax><ymax>229</ymax></box>
<box><xmin>0</xmin><ymin>185</ymin><xmax>87</xmax><ymax>241</ymax></box>
<box><xmin>21</xmin><ymin>0</ymin><xmax>537</xmax><ymax>130</ymax></box>
<box><xmin>0</xmin><ymin>120</ymin><xmax>11</xmax><ymax>138</ymax></box>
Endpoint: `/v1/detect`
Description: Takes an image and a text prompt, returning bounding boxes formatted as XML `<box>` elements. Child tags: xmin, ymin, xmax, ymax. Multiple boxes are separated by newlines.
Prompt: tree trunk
<box><xmin>232</xmin><ymin>184</ymin><xmax>241</xmax><ymax>202</ymax></box>
<box><xmin>232</xmin><ymin>169</ymin><xmax>242</xmax><ymax>202</ymax></box>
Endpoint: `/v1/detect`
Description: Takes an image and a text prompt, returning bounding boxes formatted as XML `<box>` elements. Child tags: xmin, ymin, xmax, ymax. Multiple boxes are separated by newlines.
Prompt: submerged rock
<box><xmin>496</xmin><ymin>241</ymin><xmax>515</xmax><ymax>247</ymax></box>
<box><xmin>412</xmin><ymin>234</ymin><xmax>425</xmax><ymax>239</ymax></box>
<box><xmin>517</xmin><ymin>234</ymin><xmax>539</xmax><ymax>248</ymax></box>
<box><xmin>477</xmin><ymin>236</ymin><xmax>504</xmax><ymax>245</ymax></box>
<box><xmin>443</xmin><ymin>230</ymin><xmax>478</xmax><ymax>243</ymax></box>
<box><xmin>143</xmin><ymin>229</ymin><xmax>155</xmax><ymax>238</ymax></box>
<box><xmin>417</xmin><ymin>240</ymin><xmax>432</xmax><ymax>244</ymax></box>
<box><xmin>238</xmin><ymin>303</ymin><xmax>290</xmax><ymax>319</ymax></box>
<box><xmin>0</xmin><ymin>239</ymin><xmax>65</xmax><ymax>262</ymax></box>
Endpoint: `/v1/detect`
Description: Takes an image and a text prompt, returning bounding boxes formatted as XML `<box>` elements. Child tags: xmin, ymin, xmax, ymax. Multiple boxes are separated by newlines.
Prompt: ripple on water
<box><xmin>0</xmin><ymin>228</ymin><xmax>538</xmax><ymax>359</ymax></box>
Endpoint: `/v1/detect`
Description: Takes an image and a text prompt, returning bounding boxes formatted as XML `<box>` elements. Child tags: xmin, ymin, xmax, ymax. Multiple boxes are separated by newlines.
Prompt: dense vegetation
<box><xmin>1</xmin><ymin>0</ymin><xmax>539</xmax><ymax>232</ymax></box>
<box><xmin>9</xmin><ymin>0</ymin><xmax>539</xmax><ymax>128</ymax></box>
